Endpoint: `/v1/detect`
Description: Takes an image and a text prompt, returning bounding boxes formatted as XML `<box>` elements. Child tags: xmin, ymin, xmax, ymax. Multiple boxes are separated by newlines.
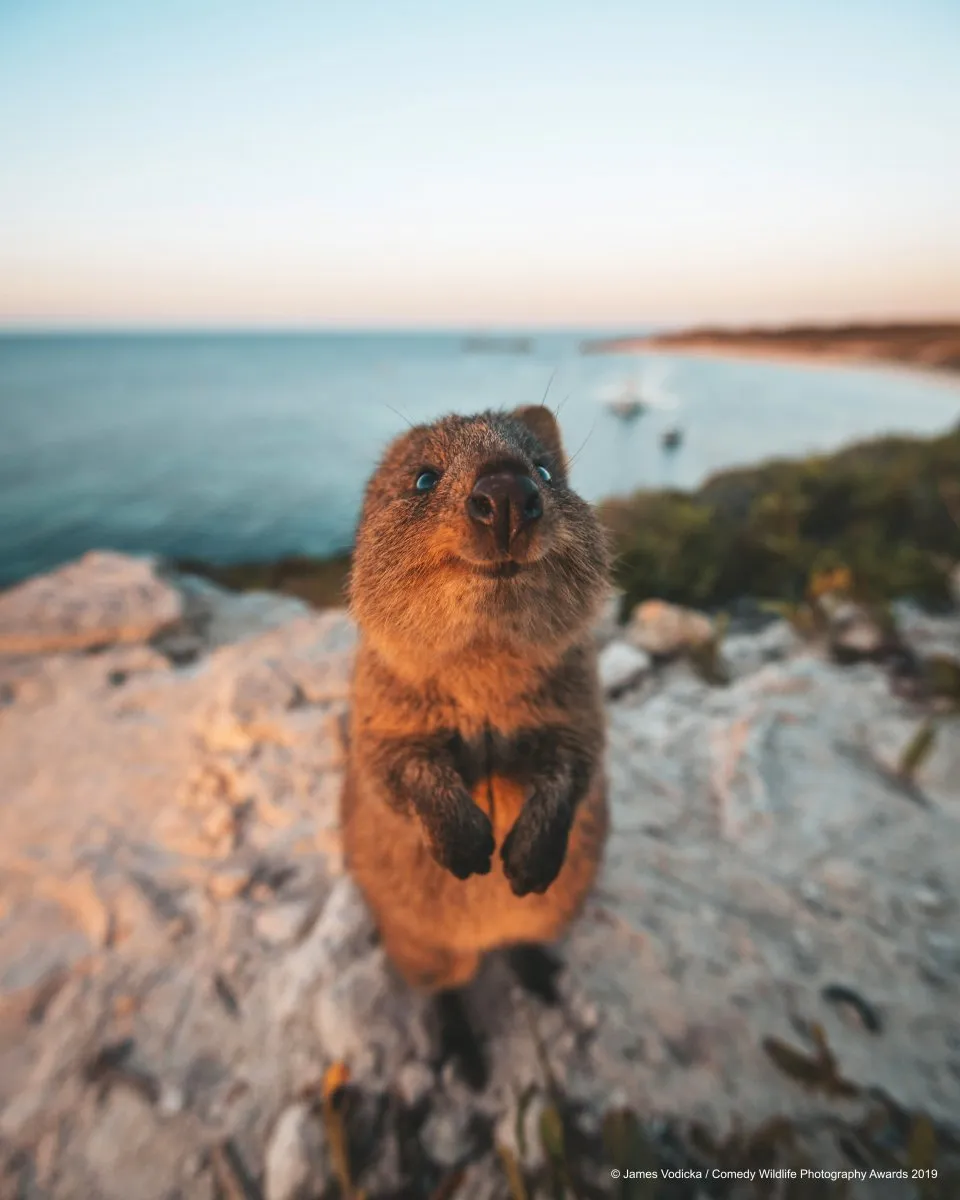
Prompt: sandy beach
<box><xmin>582</xmin><ymin>322</ymin><xmax>960</xmax><ymax>378</ymax></box>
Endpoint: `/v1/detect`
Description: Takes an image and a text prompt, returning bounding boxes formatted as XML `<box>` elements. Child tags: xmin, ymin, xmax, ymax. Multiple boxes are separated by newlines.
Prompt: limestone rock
<box><xmin>2</xmin><ymin>552</ymin><xmax>959</xmax><ymax>1197</ymax></box>
<box><xmin>592</xmin><ymin>586</ymin><xmax>625</xmax><ymax>648</ymax></box>
<box><xmin>0</xmin><ymin>551</ymin><xmax>183</xmax><ymax>656</ymax></box>
<box><xmin>817</xmin><ymin>593</ymin><xmax>887</xmax><ymax>661</ymax></box>
<box><xmin>494</xmin><ymin>1089</ymin><xmax>548</xmax><ymax>1171</ymax></box>
<box><xmin>264</xmin><ymin>1103</ymin><xmax>328</xmax><ymax>1200</ymax></box>
<box><xmin>312</xmin><ymin>948</ymin><xmax>430</xmax><ymax>1080</ymax></box>
<box><xmin>721</xmin><ymin>619</ymin><xmax>800</xmax><ymax>679</ymax></box>
<box><xmin>582</xmin><ymin>651</ymin><xmax>960</xmax><ymax>1130</ymax></box>
<box><xmin>625</xmin><ymin>599</ymin><xmax>714</xmax><ymax>657</ymax></box>
<box><xmin>891</xmin><ymin>599</ymin><xmax>960</xmax><ymax>666</ymax></box>
<box><xmin>174</xmin><ymin>573</ymin><xmax>314</xmax><ymax>650</ymax></box>
<box><xmin>419</xmin><ymin>1102</ymin><xmax>477</xmax><ymax>1168</ymax></box>
<box><xmin>271</xmin><ymin>877</ymin><xmax>372</xmax><ymax>1022</ymax></box>
<box><xmin>255</xmin><ymin>899</ymin><xmax>317</xmax><ymax>946</ymax></box>
<box><xmin>396</xmin><ymin>1059</ymin><xmax>435</xmax><ymax>1108</ymax></box>
<box><xmin>598</xmin><ymin>640</ymin><xmax>651</xmax><ymax>697</ymax></box>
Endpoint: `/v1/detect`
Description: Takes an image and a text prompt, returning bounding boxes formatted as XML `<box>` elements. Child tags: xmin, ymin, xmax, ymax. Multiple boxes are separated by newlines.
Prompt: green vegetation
<box><xmin>176</xmin><ymin>551</ymin><xmax>352</xmax><ymax>609</ymax></box>
<box><xmin>600</xmin><ymin>427</ymin><xmax>960</xmax><ymax>617</ymax></box>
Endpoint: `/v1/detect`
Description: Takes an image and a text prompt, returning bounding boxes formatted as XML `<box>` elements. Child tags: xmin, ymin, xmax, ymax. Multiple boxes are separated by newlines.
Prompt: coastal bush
<box><xmin>601</xmin><ymin>428</ymin><xmax>960</xmax><ymax>615</ymax></box>
<box><xmin>175</xmin><ymin>552</ymin><xmax>352</xmax><ymax>609</ymax></box>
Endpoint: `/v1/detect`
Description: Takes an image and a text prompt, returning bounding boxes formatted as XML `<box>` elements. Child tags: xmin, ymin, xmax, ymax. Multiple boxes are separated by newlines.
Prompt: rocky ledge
<box><xmin>1</xmin><ymin>552</ymin><xmax>959</xmax><ymax>1199</ymax></box>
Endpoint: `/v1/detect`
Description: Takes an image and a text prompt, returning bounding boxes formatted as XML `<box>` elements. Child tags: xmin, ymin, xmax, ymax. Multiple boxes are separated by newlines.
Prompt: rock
<box><xmin>0</xmin><ymin>552</ymin><xmax>183</xmax><ymax>656</ymax></box>
<box><xmin>152</xmin><ymin>630</ymin><xmax>204</xmax><ymax>665</ymax></box>
<box><xmin>206</xmin><ymin>867</ymin><xmax>249</xmax><ymax>901</ymax></box>
<box><xmin>890</xmin><ymin>599</ymin><xmax>960</xmax><ymax>667</ymax></box>
<box><xmin>721</xmin><ymin>620</ymin><xmax>800</xmax><ymax>679</ymax></box>
<box><xmin>395</xmin><ymin>1060</ymin><xmax>435</xmax><ymax>1108</ymax></box>
<box><xmin>419</xmin><ymin>1103</ymin><xmax>476</xmax><ymax>1168</ymax></box>
<box><xmin>911</xmin><ymin>883</ymin><xmax>949</xmax><ymax>916</ymax></box>
<box><xmin>82</xmin><ymin>1089</ymin><xmax>187</xmax><ymax>1200</ymax></box>
<box><xmin>255</xmin><ymin>900</ymin><xmax>316</xmax><ymax>946</ymax></box>
<box><xmin>592</xmin><ymin>587</ymin><xmax>624</xmax><ymax>648</ymax></box>
<box><xmin>625</xmin><ymin>599</ymin><xmax>714</xmax><ymax>657</ymax></box>
<box><xmin>264</xmin><ymin>1103</ymin><xmax>328</xmax><ymax>1200</ymax></box>
<box><xmin>272</xmin><ymin>878</ymin><xmax>373</xmax><ymax>1022</ymax></box>
<box><xmin>174</xmin><ymin>573</ymin><xmax>314</xmax><ymax>651</ymax></box>
<box><xmin>494</xmin><ymin>1090</ymin><xmax>548</xmax><ymax>1171</ymax></box>
<box><xmin>818</xmin><ymin>594</ymin><xmax>886</xmax><ymax>661</ymax></box>
<box><xmin>587</xmin><ymin>651</ymin><xmax>960</xmax><ymax>1129</ymax></box>
<box><xmin>2</xmin><ymin>551</ymin><xmax>960</xmax><ymax>1195</ymax></box>
<box><xmin>312</xmin><ymin>948</ymin><xmax>429</xmax><ymax>1079</ymax></box>
<box><xmin>454</xmin><ymin>1158</ymin><xmax>505</xmax><ymax>1200</ymax></box>
<box><xmin>156</xmin><ymin>1083</ymin><xmax>186</xmax><ymax>1117</ymax></box>
<box><xmin>598</xmin><ymin>641</ymin><xmax>651</xmax><ymax>697</ymax></box>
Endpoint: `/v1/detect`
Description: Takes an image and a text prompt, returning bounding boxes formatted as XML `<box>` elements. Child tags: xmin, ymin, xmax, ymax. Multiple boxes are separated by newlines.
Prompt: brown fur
<box><xmin>341</xmin><ymin>405</ymin><xmax>611</xmax><ymax>991</ymax></box>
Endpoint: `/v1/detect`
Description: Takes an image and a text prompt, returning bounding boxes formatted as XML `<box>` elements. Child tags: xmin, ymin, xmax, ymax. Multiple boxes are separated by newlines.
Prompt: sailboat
<box><xmin>602</xmin><ymin>373</ymin><xmax>647</xmax><ymax>421</ymax></box>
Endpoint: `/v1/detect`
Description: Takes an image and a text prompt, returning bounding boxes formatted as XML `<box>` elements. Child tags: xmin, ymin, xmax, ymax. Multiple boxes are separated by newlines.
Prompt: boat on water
<box><xmin>606</xmin><ymin>396</ymin><xmax>647</xmax><ymax>421</ymax></box>
<box><xmin>461</xmin><ymin>335</ymin><xmax>533</xmax><ymax>354</ymax></box>
<box><xmin>600</xmin><ymin>374</ymin><xmax>647</xmax><ymax>421</ymax></box>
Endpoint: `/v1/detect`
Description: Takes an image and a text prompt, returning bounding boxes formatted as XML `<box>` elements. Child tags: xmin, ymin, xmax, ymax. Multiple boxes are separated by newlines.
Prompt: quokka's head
<box><xmin>349</xmin><ymin>405</ymin><xmax>611</xmax><ymax>660</ymax></box>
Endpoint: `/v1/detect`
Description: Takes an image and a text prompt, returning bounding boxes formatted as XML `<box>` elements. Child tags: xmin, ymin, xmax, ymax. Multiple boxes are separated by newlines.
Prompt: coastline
<box><xmin>580</xmin><ymin>321</ymin><xmax>960</xmax><ymax>381</ymax></box>
<box><xmin>587</xmin><ymin>339</ymin><xmax>960</xmax><ymax>389</ymax></box>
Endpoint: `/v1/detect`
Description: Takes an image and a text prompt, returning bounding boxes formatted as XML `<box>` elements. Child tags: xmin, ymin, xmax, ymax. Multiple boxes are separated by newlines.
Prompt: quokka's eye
<box><xmin>415</xmin><ymin>469</ymin><xmax>440</xmax><ymax>492</ymax></box>
<box><xmin>535</xmin><ymin>464</ymin><xmax>552</xmax><ymax>484</ymax></box>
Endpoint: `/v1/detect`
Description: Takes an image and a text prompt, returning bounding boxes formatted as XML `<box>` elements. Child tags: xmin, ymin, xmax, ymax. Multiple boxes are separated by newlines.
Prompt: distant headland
<box><xmin>581</xmin><ymin>321</ymin><xmax>960</xmax><ymax>375</ymax></box>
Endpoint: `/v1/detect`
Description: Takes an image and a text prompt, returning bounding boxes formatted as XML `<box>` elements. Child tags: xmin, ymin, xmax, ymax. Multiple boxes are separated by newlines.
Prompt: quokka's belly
<box><xmin>342</xmin><ymin>770</ymin><xmax>608</xmax><ymax>954</ymax></box>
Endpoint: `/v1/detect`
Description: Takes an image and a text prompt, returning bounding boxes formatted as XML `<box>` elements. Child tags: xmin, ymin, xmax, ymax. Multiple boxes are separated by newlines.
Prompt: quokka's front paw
<box><xmin>500</xmin><ymin>801</ymin><xmax>571</xmax><ymax>897</ymax></box>
<box><xmin>426</xmin><ymin>791</ymin><xmax>495</xmax><ymax>880</ymax></box>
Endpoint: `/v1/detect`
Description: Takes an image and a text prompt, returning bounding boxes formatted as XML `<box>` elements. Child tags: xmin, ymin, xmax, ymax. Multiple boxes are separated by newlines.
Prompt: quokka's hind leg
<box><xmin>434</xmin><ymin>990</ymin><xmax>488</xmax><ymax>1091</ymax></box>
<box><xmin>379</xmin><ymin>923</ymin><xmax>480</xmax><ymax>993</ymax></box>
<box><xmin>505</xmin><ymin>943</ymin><xmax>564</xmax><ymax>1006</ymax></box>
<box><xmin>378</xmin><ymin>925</ymin><xmax>488</xmax><ymax>1090</ymax></box>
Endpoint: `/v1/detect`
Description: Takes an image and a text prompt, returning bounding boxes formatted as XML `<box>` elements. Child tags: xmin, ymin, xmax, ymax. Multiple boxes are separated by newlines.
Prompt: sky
<box><xmin>1</xmin><ymin>0</ymin><xmax>958</xmax><ymax>329</ymax></box>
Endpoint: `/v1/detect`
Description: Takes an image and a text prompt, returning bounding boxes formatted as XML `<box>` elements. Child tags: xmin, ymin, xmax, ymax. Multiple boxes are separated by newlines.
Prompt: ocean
<box><xmin>1</xmin><ymin>331</ymin><xmax>958</xmax><ymax>588</ymax></box>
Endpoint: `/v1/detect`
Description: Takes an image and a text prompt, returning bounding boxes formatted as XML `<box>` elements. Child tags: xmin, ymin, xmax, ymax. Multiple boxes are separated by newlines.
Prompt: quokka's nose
<box><xmin>466</xmin><ymin>470</ymin><xmax>542</xmax><ymax>549</ymax></box>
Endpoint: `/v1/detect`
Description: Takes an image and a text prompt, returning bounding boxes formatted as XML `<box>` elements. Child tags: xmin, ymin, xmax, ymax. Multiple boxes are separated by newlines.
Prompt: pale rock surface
<box><xmin>494</xmin><ymin>1089</ymin><xmax>548</xmax><ymax>1172</ymax></box>
<box><xmin>0</xmin><ymin>550</ymin><xmax>183</xmax><ymax>655</ymax></box>
<box><xmin>592</xmin><ymin>586</ymin><xmax>625</xmax><ymax>648</ymax></box>
<box><xmin>720</xmin><ymin>618</ymin><xmax>800</xmax><ymax>679</ymax></box>
<box><xmin>597</xmin><ymin>640</ymin><xmax>651</xmax><ymax>697</ymax></box>
<box><xmin>1</xmin><ymin>553</ymin><xmax>959</xmax><ymax>1198</ymax></box>
<box><xmin>396</xmin><ymin>1060</ymin><xmax>435</xmax><ymax>1108</ymax></box>
<box><xmin>891</xmin><ymin>598</ymin><xmax>960</xmax><ymax>667</ymax></box>
<box><xmin>820</xmin><ymin>594</ymin><xmax>887</xmax><ymax>660</ymax></box>
<box><xmin>419</xmin><ymin>1103</ymin><xmax>478</xmax><ymax>1168</ymax></box>
<box><xmin>625</xmin><ymin>598</ymin><xmax>715</xmax><ymax>657</ymax></box>
<box><xmin>174</xmin><ymin>572</ymin><xmax>314</xmax><ymax>651</ymax></box>
<box><xmin>264</xmin><ymin>1102</ymin><xmax>329</xmax><ymax>1200</ymax></box>
<box><xmin>255</xmin><ymin>898</ymin><xmax>318</xmax><ymax>946</ymax></box>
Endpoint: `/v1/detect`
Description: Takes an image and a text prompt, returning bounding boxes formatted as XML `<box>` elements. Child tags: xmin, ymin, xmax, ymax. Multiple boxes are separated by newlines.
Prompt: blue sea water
<box><xmin>1</xmin><ymin>331</ymin><xmax>958</xmax><ymax>587</ymax></box>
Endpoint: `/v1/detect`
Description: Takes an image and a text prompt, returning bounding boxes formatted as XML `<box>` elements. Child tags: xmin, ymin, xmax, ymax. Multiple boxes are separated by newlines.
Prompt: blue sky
<box><xmin>1</xmin><ymin>0</ymin><xmax>958</xmax><ymax>327</ymax></box>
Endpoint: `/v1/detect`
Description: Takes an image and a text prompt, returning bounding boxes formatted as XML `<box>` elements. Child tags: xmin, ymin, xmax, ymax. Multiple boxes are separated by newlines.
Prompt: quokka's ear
<box><xmin>512</xmin><ymin>405</ymin><xmax>565</xmax><ymax>464</ymax></box>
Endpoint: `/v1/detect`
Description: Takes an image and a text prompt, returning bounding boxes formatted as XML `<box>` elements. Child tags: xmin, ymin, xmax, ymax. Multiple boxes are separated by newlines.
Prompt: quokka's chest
<box><xmin>450</xmin><ymin>726</ymin><xmax>551</xmax><ymax>841</ymax></box>
<box><xmin>448</xmin><ymin>724</ymin><xmax>547</xmax><ymax>784</ymax></box>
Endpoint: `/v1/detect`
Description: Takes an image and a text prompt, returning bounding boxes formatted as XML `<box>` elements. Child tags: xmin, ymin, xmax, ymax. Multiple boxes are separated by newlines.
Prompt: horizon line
<box><xmin>2</xmin><ymin>311</ymin><xmax>959</xmax><ymax>337</ymax></box>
